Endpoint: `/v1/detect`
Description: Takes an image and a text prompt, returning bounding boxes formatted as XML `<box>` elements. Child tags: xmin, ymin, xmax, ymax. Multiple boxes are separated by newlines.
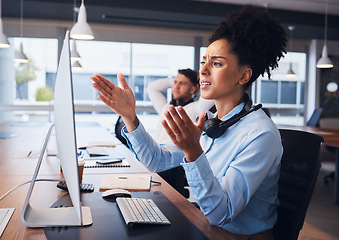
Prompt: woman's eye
<box><xmin>213</xmin><ymin>62</ymin><xmax>222</xmax><ymax>67</ymax></box>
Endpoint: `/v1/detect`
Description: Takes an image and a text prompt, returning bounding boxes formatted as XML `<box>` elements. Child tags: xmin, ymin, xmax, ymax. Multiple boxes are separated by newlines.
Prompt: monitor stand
<box><xmin>21</xmin><ymin>124</ymin><xmax>92</xmax><ymax>227</ymax></box>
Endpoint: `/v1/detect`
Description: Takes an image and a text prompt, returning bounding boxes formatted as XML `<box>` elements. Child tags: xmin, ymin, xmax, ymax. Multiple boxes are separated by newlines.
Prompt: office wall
<box><xmin>0</xmin><ymin>44</ymin><xmax>15</xmax><ymax>123</ymax></box>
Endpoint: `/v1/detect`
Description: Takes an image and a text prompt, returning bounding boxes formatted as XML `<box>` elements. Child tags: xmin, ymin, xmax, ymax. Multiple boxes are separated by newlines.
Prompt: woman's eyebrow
<box><xmin>201</xmin><ymin>56</ymin><xmax>226</xmax><ymax>60</ymax></box>
<box><xmin>211</xmin><ymin>56</ymin><xmax>226</xmax><ymax>60</ymax></box>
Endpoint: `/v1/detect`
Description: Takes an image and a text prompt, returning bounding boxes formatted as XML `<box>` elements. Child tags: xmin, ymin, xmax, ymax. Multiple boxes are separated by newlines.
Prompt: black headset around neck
<box><xmin>204</xmin><ymin>93</ymin><xmax>262</xmax><ymax>139</ymax></box>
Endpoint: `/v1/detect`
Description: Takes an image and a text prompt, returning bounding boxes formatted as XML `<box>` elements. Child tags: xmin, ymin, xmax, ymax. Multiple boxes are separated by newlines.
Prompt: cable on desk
<box><xmin>0</xmin><ymin>178</ymin><xmax>62</xmax><ymax>202</ymax></box>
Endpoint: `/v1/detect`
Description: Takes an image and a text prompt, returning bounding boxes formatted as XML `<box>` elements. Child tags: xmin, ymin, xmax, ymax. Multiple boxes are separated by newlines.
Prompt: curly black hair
<box><xmin>178</xmin><ymin>68</ymin><xmax>199</xmax><ymax>86</ymax></box>
<box><xmin>209</xmin><ymin>5</ymin><xmax>287</xmax><ymax>90</ymax></box>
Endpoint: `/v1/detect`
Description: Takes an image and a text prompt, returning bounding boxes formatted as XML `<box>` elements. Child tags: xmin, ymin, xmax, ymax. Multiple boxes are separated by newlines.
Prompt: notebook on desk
<box><xmin>100</xmin><ymin>174</ymin><xmax>152</xmax><ymax>191</ymax></box>
<box><xmin>0</xmin><ymin>208</ymin><xmax>15</xmax><ymax>237</ymax></box>
<box><xmin>85</xmin><ymin>159</ymin><xmax>130</xmax><ymax>168</ymax></box>
<box><xmin>83</xmin><ymin>146</ymin><xmax>125</xmax><ymax>160</ymax></box>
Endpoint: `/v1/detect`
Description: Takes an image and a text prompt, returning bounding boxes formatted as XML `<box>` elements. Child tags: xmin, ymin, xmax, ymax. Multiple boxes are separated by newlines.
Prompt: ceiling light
<box><xmin>317</xmin><ymin>45</ymin><xmax>333</xmax><ymax>68</ymax></box>
<box><xmin>71</xmin><ymin>40</ymin><xmax>81</xmax><ymax>61</ymax></box>
<box><xmin>0</xmin><ymin>0</ymin><xmax>10</xmax><ymax>48</ymax></box>
<box><xmin>326</xmin><ymin>82</ymin><xmax>338</xmax><ymax>92</ymax></box>
<box><xmin>70</xmin><ymin>0</ymin><xmax>94</xmax><ymax>40</ymax></box>
<box><xmin>317</xmin><ymin>0</ymin><xmax>333</xmax><ymax>69</ymax></box>
<box><xmin>286</xmin><ymin>63</ymin><xmax>296</xmax><ymax>78</ymax></box>
<box><xmin>14</xmin><ymin>42</ymin><xmax>28</xmax><ymax>63</ymax></box>
<box><xmin>286</xmin><ymin>26</ymin><xmax>296</xmax><ymax>77</ymax></box>
<box><xmin>14</xmin><ymin>0</ymin><xmax>28</xmax><ymax>63</ymax></box>
<box><xmin>72</xmin><ymin>60</ymin><xmax>83</xmax><ymax>71</ymax></box>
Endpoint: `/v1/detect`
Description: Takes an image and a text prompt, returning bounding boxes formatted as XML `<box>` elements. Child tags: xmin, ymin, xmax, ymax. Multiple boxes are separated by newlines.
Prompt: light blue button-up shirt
<box><xmin>122</xmin><ymin>102</ymin><xmax>283</xmax><ymax>235</ymax></box>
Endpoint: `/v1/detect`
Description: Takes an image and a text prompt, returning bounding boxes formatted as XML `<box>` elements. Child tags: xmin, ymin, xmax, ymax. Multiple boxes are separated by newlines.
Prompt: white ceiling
<box><xmin>198</xmin><ymin>0</ymin><xmax>339</xmax><ymax>16</ymax></box>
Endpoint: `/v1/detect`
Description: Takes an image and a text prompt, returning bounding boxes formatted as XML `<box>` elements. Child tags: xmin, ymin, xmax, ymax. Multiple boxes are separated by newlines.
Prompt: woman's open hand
<box><xmin>162</xmin><ymin>105</ymin><xmax>206</xmax><ymax>162</ymax></box>
<box><xmin>91</xmin><ymin>73</ymin><xmax>138</xmax><ymax>131</ymax></box>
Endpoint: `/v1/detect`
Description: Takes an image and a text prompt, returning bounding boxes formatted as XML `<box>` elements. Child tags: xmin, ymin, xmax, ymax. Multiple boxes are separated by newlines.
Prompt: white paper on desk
<box><xmin>0</xmin><ymin>208</ymin><xmax>15</xmax><ymax>237</ymax></box>
<box><xmin>83</xmin><ymin>147</ymin><xmax>125</xmax><ymax>160</ymax></box>
<box><xmin>100</xmin><ymin>174</ymin><xmax>152</xmax><ymax>191</ymax></box>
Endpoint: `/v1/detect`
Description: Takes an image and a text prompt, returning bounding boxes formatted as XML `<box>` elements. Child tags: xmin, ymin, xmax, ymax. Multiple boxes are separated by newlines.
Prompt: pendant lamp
<box><xmin>70</xmin><ymin>0</ymin><xmax>94</xmax><ymax>40</ymax></box>
<box><xmin>72</xmin><ymin>60</ymin><xmax>83</xmax><ymax>71</ymax></box>
<box><xmin>286</xmin><ymin>26</ymin><xmax>296</xmax><ymax>77</ymax></box>
<box><xmin>71</xmin><ymin>40</ymin><xmax>81</xmax><ymax>61</ymax></box>
<box><xmin>14</xmin><ymin>0</ymin><xmax>28</xmax><ymax>63</ymax></box>
<box><xmin>286</xmin><ymin>62</ymin><xmax>296</xmax><ymax>77</ymax></box>
<box><xmin>317</xmin><ymin>0</ymin><xmax>333</xmax><ymax>69</ymax></box>
<box><xmin>0</xmin><ymin>0</ymin><xmax>10</xmax><ymax>48</ymax></box>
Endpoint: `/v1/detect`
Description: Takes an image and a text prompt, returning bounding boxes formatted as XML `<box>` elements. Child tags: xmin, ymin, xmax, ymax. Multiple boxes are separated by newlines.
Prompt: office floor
<box><xmin>305</xmin><ymin>151</ymin><xmax>339</xmax><ymax>239</ymax></box>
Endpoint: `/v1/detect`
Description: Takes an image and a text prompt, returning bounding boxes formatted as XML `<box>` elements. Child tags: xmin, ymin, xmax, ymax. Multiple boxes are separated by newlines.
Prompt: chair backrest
<box><xmin>274</xmin><ymin>129</ymin><xmax>323</xmax><ymax>240</ymax></box>
<box><xmin>262</xmin><ymin>107</ymin><xmax>271</xmax><ymax>118</ymax></box>
<box><xmin>114</xmin><ymin>116</ymin><xmax>128</xmax><ymax>148</ymax></box>
<box><xmin>306</xmin><ymin>108</ymin><xmax>323</xmax><ymax>127</ymax></box>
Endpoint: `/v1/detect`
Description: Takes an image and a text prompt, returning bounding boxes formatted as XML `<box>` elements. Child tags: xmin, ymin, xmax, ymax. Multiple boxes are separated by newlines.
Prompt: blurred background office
<box><xmin>0</xmin><ymin>1</ymin><xmax>339</xmax><ymax>236</ymax></box>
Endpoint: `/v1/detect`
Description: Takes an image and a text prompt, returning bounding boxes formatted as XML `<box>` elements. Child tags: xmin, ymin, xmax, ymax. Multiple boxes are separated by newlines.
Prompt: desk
<box><xmin>0</xmin><ymin>122</ymin><xmax>337</xmax><ymax>240</ymax></box>
<box><xmin>279</xmin><ymin>125</ymin><xmax>339</xmax><ymax>205</ymax></box>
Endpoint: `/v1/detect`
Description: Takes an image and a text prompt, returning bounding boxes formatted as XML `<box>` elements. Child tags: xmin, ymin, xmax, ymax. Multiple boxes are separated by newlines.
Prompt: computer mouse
<box><xmin>102</xmin><ymin>189</ymin><xmax>132</xmax><ymax>199</ymax></box>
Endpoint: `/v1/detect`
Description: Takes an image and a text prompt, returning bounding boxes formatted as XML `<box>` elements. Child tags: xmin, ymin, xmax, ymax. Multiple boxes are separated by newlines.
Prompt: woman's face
<box><xmin>199</xmin><ymin>39</ymin><xmax>250</xmax><ymax>102</ymax></box>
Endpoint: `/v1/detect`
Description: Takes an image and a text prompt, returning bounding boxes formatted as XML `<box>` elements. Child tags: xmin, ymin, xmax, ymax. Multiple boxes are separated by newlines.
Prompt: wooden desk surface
<box><xmin>0</xmin><ymin>122</ymin><xmax>337</xmax><ymax>240</ymax></box>
<box><xmin>278</xmin><ymin>125</ymin><xmax>339</xmax><ymax>148</ymax></box>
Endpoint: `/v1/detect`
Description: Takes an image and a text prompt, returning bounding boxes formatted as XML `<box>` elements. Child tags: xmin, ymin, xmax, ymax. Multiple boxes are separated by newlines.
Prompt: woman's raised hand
<box><xmin>91</xmin><ymin>73</ymin><xmax>138</xmax><ymax>131</ymax></box>
<box><xmin>162</xmin><ymin>105</ymin><xmax>206</xmax><ymax>162</ymax></box>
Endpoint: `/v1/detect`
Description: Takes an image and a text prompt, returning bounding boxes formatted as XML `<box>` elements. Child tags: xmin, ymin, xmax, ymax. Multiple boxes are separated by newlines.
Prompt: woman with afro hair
<box><xmin>92</xmin><ymin>5</ymin><xmax>286</xmax><ymax>239</ymax></box>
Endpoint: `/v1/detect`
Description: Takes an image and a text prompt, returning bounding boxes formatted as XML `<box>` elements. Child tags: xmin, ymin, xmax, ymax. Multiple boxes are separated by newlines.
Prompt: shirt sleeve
<box><xmin>194</xmin><ymin>95</ymin><xmax>215</xmax><ymax>115</ymax></box>
<box><xmin>147</xmin><ymin>78</ymin><xmax>174</xmax><ymax>114</ymax></box>
<box><xmin>182</xmin><ymin>130</ymin><xmax>281</xmax><ymax>227</ymax></box>
<box><xmin>122</xmin><ymin>122</ymin><xmax>184</xmax><ymax>172</ymax></box>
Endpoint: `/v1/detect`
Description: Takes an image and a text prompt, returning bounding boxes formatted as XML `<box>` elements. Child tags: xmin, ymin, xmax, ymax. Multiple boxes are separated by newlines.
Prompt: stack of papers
<box><xmin>100</xmin><ymin>174</ymin><xmax>152</xmax><ymax>191</ymax></box>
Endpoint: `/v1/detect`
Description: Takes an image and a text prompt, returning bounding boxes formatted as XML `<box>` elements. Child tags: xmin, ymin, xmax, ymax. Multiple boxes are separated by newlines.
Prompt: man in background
<box><xmin>148</xmin><ymin>68</ymin><xmax>214</xmax><ymax>143</ymax></box>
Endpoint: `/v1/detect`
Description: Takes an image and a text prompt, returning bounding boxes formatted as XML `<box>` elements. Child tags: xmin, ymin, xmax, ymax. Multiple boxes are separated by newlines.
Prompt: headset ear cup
<box><xmin>204</xmin><ymin>118</ymin><xmax>224</xmax><ymax>139</ymax></box>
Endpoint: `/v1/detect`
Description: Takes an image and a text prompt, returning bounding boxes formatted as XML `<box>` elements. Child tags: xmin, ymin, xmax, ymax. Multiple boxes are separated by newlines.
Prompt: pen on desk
<box><xmin>78</xmin><ymin>151</ymin><xmax>84</xmax><ymax>158</ymax></box>
<box><xmin>27</xmin><ymin>151</ymin><xmax>32</xmax><ymax>157</ymax></box>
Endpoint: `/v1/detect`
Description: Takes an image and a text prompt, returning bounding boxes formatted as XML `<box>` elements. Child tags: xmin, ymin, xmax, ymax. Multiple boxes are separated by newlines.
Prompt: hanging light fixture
<box><xmin>71</xmin><ymin>40</ymin><xmax>81</xmax><ymax>61</ymax></box>
<box><xmin>14</xmin><ymin>0</ymin><xmax>28</xmax><ymax>63</ymax></box>
<box><xmin>72</xmin><ymin>60</ymin><xmax>83</xmax><ymax>71</ymax></box>
<box><xmin>286</xmin><ymin>26</ymin><xmax>296</xmax><ymax>78</ymax></box>
<box><xmin>317</xmin><ymin>0</ymin><xmax>333</xmax><ymax>69</ymax></box>
<box><xmin>70</xmin><ymin>0</ymin><xmax>94</xmax><ymax>40</ymax></box>
<box><xmin>0</xmin><ymin>0</ymin><xmax>10</xmax><ymax>48</ymax></box>
<box><xmin>70</xmin><ymin>0</ymin><xmax>82</xmax><ymax>61</ymax></box>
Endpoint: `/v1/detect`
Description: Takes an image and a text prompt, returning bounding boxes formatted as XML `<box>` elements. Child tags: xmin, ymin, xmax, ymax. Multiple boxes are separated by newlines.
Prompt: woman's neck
<box><xmin>214</xmin><ymin>94</ymin><xmax>244</xmax><ymax>119</ymax></box>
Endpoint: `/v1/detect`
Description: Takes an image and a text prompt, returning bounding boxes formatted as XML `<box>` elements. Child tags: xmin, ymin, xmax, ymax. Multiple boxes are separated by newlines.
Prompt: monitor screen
<box><xmin>21</xmin><ymin>31</ymin><xmax>91</xmax><ymax>227</ymax></box>
<box><xmin>54</xmin><ymin>31</ymin><xmax>82</xmax><ymax>224</ymax></box>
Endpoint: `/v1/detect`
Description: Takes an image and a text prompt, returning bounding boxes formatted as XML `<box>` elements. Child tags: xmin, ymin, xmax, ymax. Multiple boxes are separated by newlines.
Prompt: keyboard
<box><xmin>116</xmin><ymin>197</ymin><xmax>171</xmax><ymax>227</ymax></box>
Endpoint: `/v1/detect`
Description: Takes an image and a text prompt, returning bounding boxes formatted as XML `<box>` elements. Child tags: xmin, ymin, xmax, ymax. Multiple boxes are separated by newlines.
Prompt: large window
<box><xmin>13</xmin><ymin>38</ymin><xmax>58</xmax><ymax>101</ymax></box>
<box><xmin>13</xmin><ymin>38</ymin><xmax>194</xmax><ymax>104</ymax></box>
<box><xmin>9</xmin><ymin>37</ymin><xmax>307</xmax><ymax>126</ymax></box>
<box><xmin>254</xmin><ymin>52</ymin><xmax>306</xmax><ymax>124</ymax></box>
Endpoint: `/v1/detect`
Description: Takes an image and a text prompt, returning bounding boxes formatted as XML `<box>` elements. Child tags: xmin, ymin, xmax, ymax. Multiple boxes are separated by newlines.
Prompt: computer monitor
<box><xmin>21</xmin><ymin>31</ymin><xmax>92</xmax><ymax>227</ymax></box>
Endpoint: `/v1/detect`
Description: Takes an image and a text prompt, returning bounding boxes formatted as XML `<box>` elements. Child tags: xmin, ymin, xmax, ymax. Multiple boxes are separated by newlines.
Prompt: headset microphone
<box><xmin>204</xmin><ymin>95</ymin><xmax>262</xmax><ymax>139</ymax></box>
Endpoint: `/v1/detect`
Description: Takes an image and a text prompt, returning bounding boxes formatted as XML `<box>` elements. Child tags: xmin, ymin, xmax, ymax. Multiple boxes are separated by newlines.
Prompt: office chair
<box><xmin>115</xmin><ymin>116</ymin><xmax>128</xmax><ymax>148</ymax></box>
<box><xmin>306</xmin><ymin>108</ymin><xmax>323</xmax><ymax>127</ymax></box>
<box><xmin>273</xmin><ymin>129</ymin><xmax>323</xmax><ymax>240</ymax></box>
<box><xmin>305</xmin><ymin>108</ymin><xmax>334</xmax><ymax>185</ymax></box>
<box><xmin>262</xmin><ymin>107</ymin><xmax>271</xmax><ymax>118</ymax></box>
